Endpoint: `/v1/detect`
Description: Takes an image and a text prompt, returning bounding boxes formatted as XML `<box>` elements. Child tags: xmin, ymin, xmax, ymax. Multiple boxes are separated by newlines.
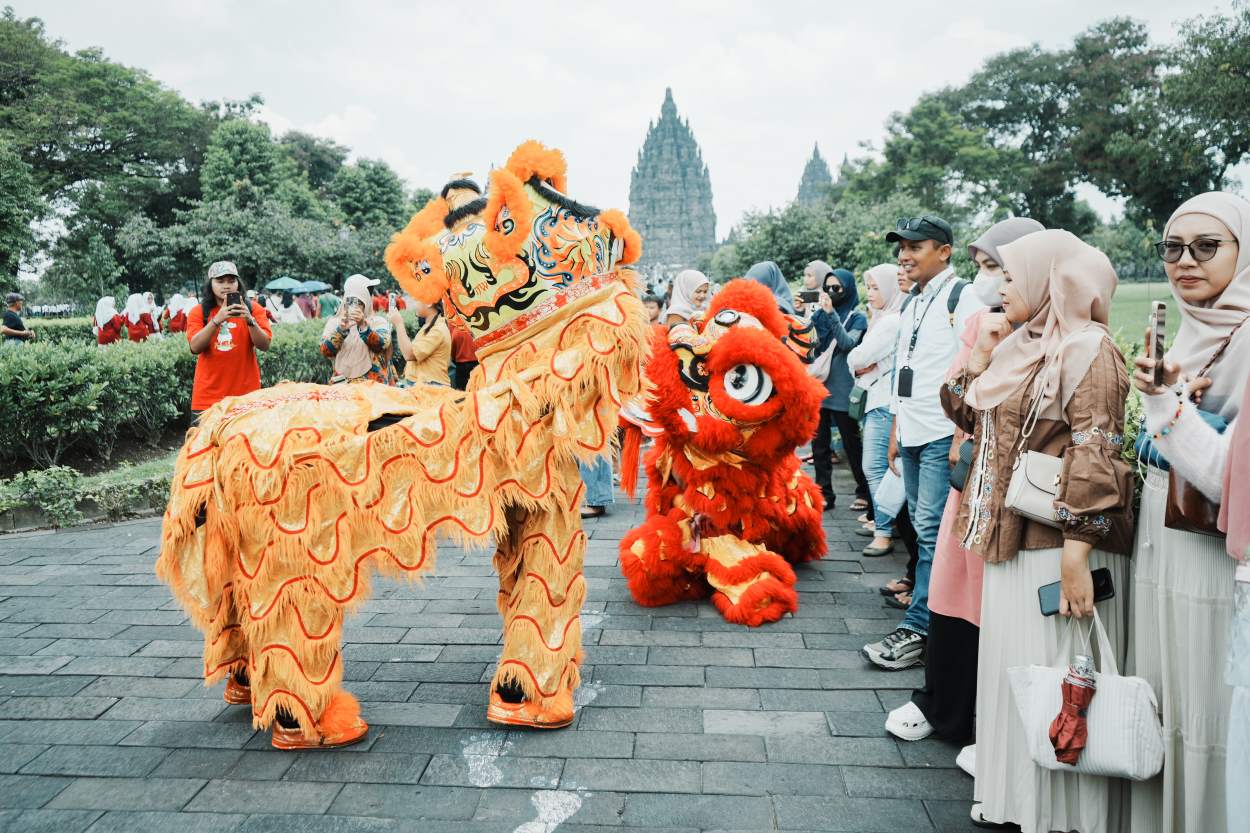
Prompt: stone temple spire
<box><xmin>628</xmin><ymin>88</ymin><xmax>716</xmax><ymax>271</ymax></box>
<box><xmin>795</xmin><ymin>143</ymin><xmax>834</xmax><ymax>207</ymax></box>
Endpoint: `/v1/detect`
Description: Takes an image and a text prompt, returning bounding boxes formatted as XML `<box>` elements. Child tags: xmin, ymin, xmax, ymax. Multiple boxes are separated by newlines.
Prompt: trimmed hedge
<box><xmin>0</xmin><ymin>318</ymin><xmax>346</xmax><ymax>468</ymax></box>
<box><xmin>28</xmin><ymin>317</ymin><xmax>96</xmax><ymax>345</ymax></box>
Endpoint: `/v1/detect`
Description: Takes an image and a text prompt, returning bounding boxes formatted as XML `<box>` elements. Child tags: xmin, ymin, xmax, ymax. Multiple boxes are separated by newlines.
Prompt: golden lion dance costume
<box><xmin>618</xmin><ymin>280</ymin><xmax>828</xmax><ymax>627</ymax></box>
<box><xmin>156</xmin><ymin>142</ymin><xmax>647</xmax><ymax>747</ymax></box>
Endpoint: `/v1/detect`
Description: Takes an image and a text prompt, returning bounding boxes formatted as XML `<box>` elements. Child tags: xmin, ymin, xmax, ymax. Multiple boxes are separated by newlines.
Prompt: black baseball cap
<box><xmin>886</xmin><ymin>215</ymin><xmax>954</xmax><ymax>246</ymax></box>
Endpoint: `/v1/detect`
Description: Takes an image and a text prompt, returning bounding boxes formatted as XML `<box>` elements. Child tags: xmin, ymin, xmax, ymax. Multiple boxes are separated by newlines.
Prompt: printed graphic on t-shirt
<box><xmin>215</xmin><ymin>321</ymin><xmax>236</xmax><ymax>352</ymax></box>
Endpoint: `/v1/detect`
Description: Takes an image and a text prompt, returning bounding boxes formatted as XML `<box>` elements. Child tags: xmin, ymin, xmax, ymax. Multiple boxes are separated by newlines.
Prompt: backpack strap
<box><xmin>946</xmin><ymin>279</ymin><xmax>967</xmax><ymax>326</ymax></box>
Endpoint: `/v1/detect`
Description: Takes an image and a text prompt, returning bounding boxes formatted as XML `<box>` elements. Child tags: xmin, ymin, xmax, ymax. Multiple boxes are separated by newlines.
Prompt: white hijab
<box><xmin>167</xmin><ymin>293</ymin><xmax>186</xmax><ymax>318</ymax></box>
<box><xmin>93</xmin><ymin>296</ymin><xmax>118</xmax><ymax>332</ymax></box>
<box><xmin>1164</xmin><ymin>191</ymin><xmax>1250</xmax><ymax>421</ymax></box>
<box><xmin>123</xmin><ymin>293</ymin><xmax>147</xmax><ymax>325</ymax></box>
<box><xmin>863</xmin><ymin>263</ymin><xmax>901</xmax><ymax>326</ymax></box>
<box><xmin>666</xmin><ymin>269</ymin><xmax>710</xmax><ymax>322</ymax></box>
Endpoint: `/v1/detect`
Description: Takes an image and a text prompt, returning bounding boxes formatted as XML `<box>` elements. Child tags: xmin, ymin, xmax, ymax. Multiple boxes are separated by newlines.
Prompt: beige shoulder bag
<box><xmin>1004</xmin><ymin>372</ymin><xmax>1064</xmax><ymax>529</ymax></box>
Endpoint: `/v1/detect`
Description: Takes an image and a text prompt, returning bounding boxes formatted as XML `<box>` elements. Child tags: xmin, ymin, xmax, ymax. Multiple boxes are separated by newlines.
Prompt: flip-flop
<box><xmin>849</xmin><ymin>498</ymin><xmax>869</xmax><ymax>512</ymax></box>
<box><xmin>856</xmin><ymin>513</ymin><xmax>871</xmax><ymax>524</ymax></box>
<box><xmin>879</xmin><ymin>577</ymin><xmax>913</xmax><ymax>596</ymax></box>
<box><xmin>579</xmin><ymin>506</ymin><xmax>606</xmax><ymax>519</ymax></box>
<box><xmin>884</xmin><ymin>592</ymin><xmax>912</xmax><ymax>610</ymax></box>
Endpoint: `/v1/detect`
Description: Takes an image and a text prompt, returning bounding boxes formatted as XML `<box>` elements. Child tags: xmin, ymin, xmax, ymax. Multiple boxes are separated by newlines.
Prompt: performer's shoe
<box><xmin>223</xmin><ymin>674</ymin><xmax>251</xmax><ymax>705</ymax></box>
<box><xmin>270</xmin><ymin>693</ymin><xmax>369</xmax><ymax>750</ymax></box>
<box><xmin>487</xmin><ymin>688</ymin><xmax>575</xmax><ymax>730</ymax></box>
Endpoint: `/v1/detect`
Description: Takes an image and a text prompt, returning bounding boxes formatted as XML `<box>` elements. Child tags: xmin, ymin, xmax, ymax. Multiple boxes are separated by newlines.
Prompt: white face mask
<box><xmin>973</xmin><ymin>271</ymin><xmax>1003</xmax><ymax>307</ymax></box>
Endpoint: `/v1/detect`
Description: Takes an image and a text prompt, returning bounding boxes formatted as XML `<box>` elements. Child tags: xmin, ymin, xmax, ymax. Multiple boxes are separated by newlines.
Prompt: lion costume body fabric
<box><xmin>156</xmin><ymin>142</ymin><xmax>647</xmax><ymax>743</ymax></box>
<box><xmin>618</xmin><ymin>280</ymin><xmax>828</xmax><ymax>627</ymax></box>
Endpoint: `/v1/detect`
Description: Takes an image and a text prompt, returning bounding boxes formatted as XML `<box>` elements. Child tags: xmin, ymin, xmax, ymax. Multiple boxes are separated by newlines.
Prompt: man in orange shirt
<box><xmin>186</xmin><ymin>261</ymin><xmax>273</xmax><ymax>419</ymax></box>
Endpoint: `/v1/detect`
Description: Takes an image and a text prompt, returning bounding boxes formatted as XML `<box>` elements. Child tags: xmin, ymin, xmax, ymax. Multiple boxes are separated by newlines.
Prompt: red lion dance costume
<box><xmin>156</xmin><ymin>142</ymin><xmax>647</xmax><ymax>747</ymax></box>
<box><xmin>619</xmin><ymin>280</ymin><xmax>828</xmax><ymax>626</ymax></box>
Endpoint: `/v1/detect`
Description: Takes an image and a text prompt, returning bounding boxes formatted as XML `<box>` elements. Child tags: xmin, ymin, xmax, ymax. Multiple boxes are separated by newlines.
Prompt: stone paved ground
<box><xmin>0</xmin><ymin>461</ymin><xmax>981</xmax><ymax>833</ymax></box>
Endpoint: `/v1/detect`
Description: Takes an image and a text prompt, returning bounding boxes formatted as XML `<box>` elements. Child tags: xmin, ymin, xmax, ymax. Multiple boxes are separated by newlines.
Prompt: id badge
<box><xmin>896</xmin><ymin>366</ymin><xmax>914</xmax><ymax>398</ymax></box>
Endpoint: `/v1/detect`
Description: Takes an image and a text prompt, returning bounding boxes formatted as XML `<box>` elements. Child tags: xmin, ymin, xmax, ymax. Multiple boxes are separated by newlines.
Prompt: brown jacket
<box><xmin>939</xmin><ymin>338</ymin><xmax>1134</xmax><ymax>563</ymax></box>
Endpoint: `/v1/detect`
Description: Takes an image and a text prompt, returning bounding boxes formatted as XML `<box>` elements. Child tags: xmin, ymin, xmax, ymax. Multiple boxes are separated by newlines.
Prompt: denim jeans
<box><xmin>861</xmin><ymin>407</ymin><xmax>894</xmax><ymax>537</ymax></box>
<box><xmin>579</xmin><ymin>456</ymin><xmax>614</xmax><ymax>508</ymax></box>
<box><xmin>898</xmin><ymin>434</ymin><xmax>953</xmax><ymax>636</ymax></box>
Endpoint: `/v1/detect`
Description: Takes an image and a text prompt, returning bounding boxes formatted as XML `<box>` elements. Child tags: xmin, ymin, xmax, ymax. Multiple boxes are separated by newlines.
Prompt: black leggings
<box><xmin>813</xmin><ymin>408</ymin><xmax>870</xmax><ymax>501</ymax></box>
<box><xmin>910</xmin><ymin>611</ymin><xmax>979</xmax><ymax>744</ymax></box>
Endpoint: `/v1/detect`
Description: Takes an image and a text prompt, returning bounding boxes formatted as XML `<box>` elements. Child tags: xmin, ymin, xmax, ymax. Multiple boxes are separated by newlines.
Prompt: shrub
<box><xmin>3</xmin><ymin>466</ymin><xmax>83</xmax><ymax>527</ymax></box>
<box><xmin>28</xmin><ymin>317</ymin><xmax>96</xmax><ymax>345</ymax></box>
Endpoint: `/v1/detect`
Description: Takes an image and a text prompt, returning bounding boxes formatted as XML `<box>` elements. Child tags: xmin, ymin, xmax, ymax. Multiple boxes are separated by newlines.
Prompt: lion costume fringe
<box><xmin>156</xmin><ymin>141</ymin><xmax>647</xmax><ymax>744</ymax></box>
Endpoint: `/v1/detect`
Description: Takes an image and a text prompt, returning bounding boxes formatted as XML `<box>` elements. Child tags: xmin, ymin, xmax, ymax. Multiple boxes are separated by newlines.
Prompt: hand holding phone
<box><xmin>1039</xmin><ymin>567</ymin><xmax>1114</xmax><ymax>616</ymax></box>
<box><xmin>1149</xmin><ymin>301</ymin><xmax>1166</xmax><ymax>387</ymax></box>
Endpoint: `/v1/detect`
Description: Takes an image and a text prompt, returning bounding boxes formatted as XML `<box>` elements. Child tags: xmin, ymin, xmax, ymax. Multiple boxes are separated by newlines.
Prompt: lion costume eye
<box><xmin>723</xmin><ymin>364</ymin><xmax>773</xmax><ymax>406</ymax></box>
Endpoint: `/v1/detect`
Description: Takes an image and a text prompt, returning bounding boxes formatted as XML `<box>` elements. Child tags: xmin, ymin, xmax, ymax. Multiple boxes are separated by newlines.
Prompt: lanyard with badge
<box><xmin>896</xmin><ymin>273</ymin><xmax>953</xmax><ymax>398</ymax></box>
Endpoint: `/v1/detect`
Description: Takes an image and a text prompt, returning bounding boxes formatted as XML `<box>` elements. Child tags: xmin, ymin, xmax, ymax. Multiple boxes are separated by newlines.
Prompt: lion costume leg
<box><xmin>765</xmin><ymin>468</ymin><xmax>827</xmax><ymax>565</ymax></box>
<box><xmin>488</xmin><ymin>496</ymin><xmax>586</xmax><ymax>729</ymax></box>
<box><xmin>619</xmin><ymin>510</ymin><xmax>711</xmax><ymax>607</ymax></box>
<box><xmin>704</xmin><ymin>535</ymin><xmax>798</xmax><ymax>627</ymax></box>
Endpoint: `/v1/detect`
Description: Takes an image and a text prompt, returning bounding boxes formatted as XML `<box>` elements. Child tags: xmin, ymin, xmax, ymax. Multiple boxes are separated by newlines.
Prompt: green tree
<box><xmin>42</xmin><ymin>231</ymin><xmax>124</xmax><ymax>301</ymax></box>
<box><xmin>0</xmin><ymin>138</ymin><xmax>41</xmax><ymax>287</ymax></box>
<box><xmin>280</xmin><ymin>130</ymin><xmax>348</xmax><ymax>193</ymax></box>
<box><xmin>200</xmin><ymin>119</ymin><xmax>285</xmax><ymax>207</ymax></box>
<box><xmin>330</xmin><ymin>159</ymin><xmax>408</xmax><ymax>229</ymax></box>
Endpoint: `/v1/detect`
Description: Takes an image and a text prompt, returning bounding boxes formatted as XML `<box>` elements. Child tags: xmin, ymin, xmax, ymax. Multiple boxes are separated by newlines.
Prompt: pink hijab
<box><xmin>964</xmin><ymin>230</ymin><xmax>1116</xmax><ymax>420</ymax></box>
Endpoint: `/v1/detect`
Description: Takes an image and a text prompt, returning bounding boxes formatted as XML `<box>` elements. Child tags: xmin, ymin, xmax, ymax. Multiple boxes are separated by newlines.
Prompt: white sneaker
<box><xmin>956</xmin><ymin>743</ymin><xmax>975</xmax><ymax>777</ymax></box>
<box><xmin>884</xmin><ymin>700</ymin><xmax>933</xmax><ymax>741</ymax></box>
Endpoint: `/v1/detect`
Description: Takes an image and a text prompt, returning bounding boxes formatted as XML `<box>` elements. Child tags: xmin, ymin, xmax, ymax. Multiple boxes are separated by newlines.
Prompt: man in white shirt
<box><xmin>861</xmin><ymin>216</ymin><xmax>984</xmax><ymax>670</ymax></box>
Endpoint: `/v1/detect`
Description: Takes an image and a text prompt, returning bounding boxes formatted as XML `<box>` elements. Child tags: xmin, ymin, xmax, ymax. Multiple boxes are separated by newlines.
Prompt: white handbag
<box><xmin>1003</xmin><ymin>374</ymin><xmax>1063</xmax><ymax>528</ymax></box>
<box><xmin>806</xmin><ymin>342</ymin><xmax>835</xmax><ymax>382</ymax></box>
<box><xmin>1007</xmin><ymin>610</ymin><xmax>1164</xmax><ymax>781</ymax></box>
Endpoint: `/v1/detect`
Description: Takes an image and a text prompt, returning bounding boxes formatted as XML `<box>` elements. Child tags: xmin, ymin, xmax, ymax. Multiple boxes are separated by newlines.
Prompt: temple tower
<box><xmin>795</xmin><ymin>143</ymin><xmax>834</xmax><ymax>207</ymax></box>
<box><xmin>628</xmin><ymin>89</ymin><xmax>716</xmax><ymax>272</ymax></box>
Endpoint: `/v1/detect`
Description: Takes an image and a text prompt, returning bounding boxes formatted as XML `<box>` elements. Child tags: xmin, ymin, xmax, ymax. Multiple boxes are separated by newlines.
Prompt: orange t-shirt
<box><xmin>186</xmin><ymin>302</ymin><xmax>272</xmax><ymax>411</ymax></box>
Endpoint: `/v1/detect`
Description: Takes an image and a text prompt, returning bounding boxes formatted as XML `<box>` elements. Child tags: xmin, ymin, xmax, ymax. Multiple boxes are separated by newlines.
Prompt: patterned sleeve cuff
<box><xmin>1070</xmin><ymin>426</ymin><xmax>1123</xmax><ymax>448</ymax></box>
<box><xmin>945</xmin><ymin>378</ymin><xmax>964</xmax><ymax>398</ymax></box>
<box><xmin>1056</xmin><ymin>506</ymin><xmax>1112</xmax><ymax>539</ymax></box>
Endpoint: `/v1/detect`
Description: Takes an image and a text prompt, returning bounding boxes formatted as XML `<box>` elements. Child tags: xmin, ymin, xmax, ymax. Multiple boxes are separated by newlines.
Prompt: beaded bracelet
<box><xmin>1152</xmin><ymin>385</ymin><xmax>1186</xmax><ymax>441</ymax></box>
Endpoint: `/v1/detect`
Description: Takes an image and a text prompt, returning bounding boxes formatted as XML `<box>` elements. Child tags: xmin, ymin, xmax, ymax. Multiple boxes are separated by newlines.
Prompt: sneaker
<box><xmin>861</xmin><ymin>628</ymin><xmax>926</xmax><ymax>670</ymax></box>
<box><xmin>884</xmin><ymin>701</ymin><xmax>933</xmax><ymax>741</ymax></box>
<box><xmin>956</xmin><ymin>744</ymin><xmax>976</xmax><ymax>777</ymax></box>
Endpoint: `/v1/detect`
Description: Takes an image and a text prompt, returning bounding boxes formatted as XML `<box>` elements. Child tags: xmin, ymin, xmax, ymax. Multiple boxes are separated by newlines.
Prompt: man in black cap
<box><xmin>2</xmin><ymin>292</ymin><xmax>35</xmax><ymax>346</ymax></box>
<box><xmin>860</xmin><ymin>216</ymin><xmax>983</xmax><ymax>671</ymax></box>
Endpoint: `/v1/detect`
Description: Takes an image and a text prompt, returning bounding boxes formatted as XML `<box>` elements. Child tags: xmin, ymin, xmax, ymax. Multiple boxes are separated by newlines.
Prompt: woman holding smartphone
<box><xmin>1127</xmin><ymin>191</ymin><xmax>1250</xmax><ymax>833</ymax></box>
<box><xmin>320</xmin><ymin>273</ymin><xmax>394</xmax><ymax>384</ymax></box>
<box><xmin>186</xmin><ymin>261</ymin><xmax>272</xmax><ymax>419</ymax></box>
<box><xmin>941</xmin><ymin>230</ymin><xmax>1132</xmax><ymax>832</ymax></box>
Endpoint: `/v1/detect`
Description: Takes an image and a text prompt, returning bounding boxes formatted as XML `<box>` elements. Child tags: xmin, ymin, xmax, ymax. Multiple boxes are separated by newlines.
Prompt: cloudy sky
<box><xmin>17</xmin><ymin>0</ymin><xmax>1240</xmax><ymax>236</ymax></box>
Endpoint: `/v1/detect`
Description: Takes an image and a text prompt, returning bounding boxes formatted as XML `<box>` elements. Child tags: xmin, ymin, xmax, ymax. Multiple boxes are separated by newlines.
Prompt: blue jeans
<box><xmin>861</xmin><ymin>407</ymin><xmax>894</xmax><ymax>537</ymax></box>
<box><xmin>898</xmin><ymin>435</ymin><xmax>953</xmax><ymax>636</ymax></box>
<box><xmin>579</xmin><ymin>456</ymin><xmax>614</xmax><ymax>508</ymax></box>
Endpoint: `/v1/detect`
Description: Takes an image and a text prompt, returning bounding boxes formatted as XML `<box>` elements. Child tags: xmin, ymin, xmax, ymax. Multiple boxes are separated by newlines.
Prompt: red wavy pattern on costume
<box><xmin>205</xmin><ymin>654</ymin><xmax>247</xmax><ymax>676</ymax></box>
<box><xmin>224</xmin><ymin>427</ymin><xmax>324</xmax><ymax>470</ymax></box>
<box><xmin>506</xmin><ymin>570</ymin><xmax>585</xmax><ymax>611</ymax></box>
<box><xmin>380</xmin><ymin>485</ymin><xmax>416</xmax><ymax>534</ymax></box>
<box><xmin>205</xmin><ymin>582</ymin><xmax>235</xmax><ymax>627</ymax></box>
<box><xmin>519</xmin><ymin>531</ymin><xmax>585</xmax><ymax>568</ymax></box>
<box><xmin>505</xmin><ymin>614</ymin><xmax>579</xmax><ymax>652</ymax></box>
<box><xmin>255</xmin><ymin>643</ymin><xmax>340</xmax><ymax>685</ymax></box>
<box><xmin>244</xmin><ymin>509</ymin><xmax>493</xmax><ymax>620</ymax></box>
<box><xmin>497</xmin><ymin>658</ymin><xmax>572</xmax><ymax>698</ymax></box>
<box><xmin>275</xmin><ymin>484</ymin><xmax>323</xmax><ymax>534</ymax></box>
<box><xmin>575</xmin><ymin>404</ymin><xmax>608</xmax><ymax>452</ymax></box>
<box><xmin>496</xmin><ymin>448</ymin><xmax>555</xmax><ymax>500</ymax></box>
<box><xmin>394</xmin><ymin>405</ymin><xmax>449</xmax><ymax>448</ymax></box>
<box><xmin>209</xmin><ymin>624</ymin><xmax>241</xmax><ymax>647</ymax></box>
<box><xmin>252</xmin><ymin>687</ymin><xmax>316</xmax><ymax>726</ymax></box>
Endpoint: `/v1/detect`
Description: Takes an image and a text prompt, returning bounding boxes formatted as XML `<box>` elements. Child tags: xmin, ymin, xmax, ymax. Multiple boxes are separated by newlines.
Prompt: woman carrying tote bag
<box><xmin>939</xmin><ymin>230</ymin><xmax>1134</xmax><ymax>833</ymax></box>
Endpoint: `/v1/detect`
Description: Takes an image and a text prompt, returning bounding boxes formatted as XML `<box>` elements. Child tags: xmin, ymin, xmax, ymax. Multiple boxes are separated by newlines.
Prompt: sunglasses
<box><xmin>1155</xmin><ymin>238</ymin><xmax>1233</xmax><ymax>263</ymax></box>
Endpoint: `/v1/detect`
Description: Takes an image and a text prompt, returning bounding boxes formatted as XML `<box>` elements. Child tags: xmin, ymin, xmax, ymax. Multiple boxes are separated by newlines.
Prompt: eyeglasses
<box><xmin>1154</xmin><ymin>238</ymin><xmax>1233</xmax><ymax>263</ymax></box>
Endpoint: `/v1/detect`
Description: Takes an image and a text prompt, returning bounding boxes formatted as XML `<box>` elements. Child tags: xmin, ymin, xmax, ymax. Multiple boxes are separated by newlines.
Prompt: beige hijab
<box><xmin>863</xmin><ymin>263</ymin><xmax>902</xmax><ymax>327</ymax></box>
<box><xmin>1163</xmin><ymin>191</ymin><xmax>1250</xmax><ymax>421</ymax></box>
<box><xmin>964</xmin><ymin>230</ymin><xmax>1116</xmax><ymax>420</ymax></box>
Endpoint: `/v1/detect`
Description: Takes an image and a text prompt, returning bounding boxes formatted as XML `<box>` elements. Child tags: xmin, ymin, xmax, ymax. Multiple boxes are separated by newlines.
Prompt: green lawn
<box><xmin>1109</xmin><ymin>281</ymin><xmax>1178</xmax><ymax>344</ymax></box>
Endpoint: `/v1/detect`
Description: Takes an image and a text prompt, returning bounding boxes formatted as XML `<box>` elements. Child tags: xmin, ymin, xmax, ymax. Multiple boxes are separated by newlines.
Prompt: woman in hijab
<box><xmin>320</xmin><ymin>273</ymin><xmax>394</xmax><ymax>384</ymax></box>
<box><xmin>847</xmin><ymin>263</ymin><xmax>905</xmax><ymax>552</ymax></box>
<box><xmin>122</xmin><ymin>293</ymin><xmax>158</xmax><ymax>341</ymax></box>
<box><xmin>745</xmin><ymin>261</ymin><xmax>796</xmax><ymax>315</ymax></box>
<box><xmin>164</xmin><ymin>293</ymin><xmax>189</xmax><ymax>334</ymax></box>
<box><xmin>1127</xmin><ymin>191</ymin><xmax>1250</xmax><ymax>833</ymax></box>
<box><xmin>885</xmin><ymin>218</ymin><xmax>1044</xmax><ymax>768</ymax></box>
<box><xmin>809</xmin><ymin>266</ymin><xmax>870</xmax><ymax>511</ymax></box>
<box><xmin>941</xmin><ymin>230</ymin><xmax>1132</xmax><ymax>832</ymax></box>
<box><xmin>664</xmin><ymin>269</ymin><xmax>710</xmax><ymax>325</ymax></box>
<box><xmin>92</xmin><ymin>296</ymin><xmax>124</xmax><ymax>345</ymax></box>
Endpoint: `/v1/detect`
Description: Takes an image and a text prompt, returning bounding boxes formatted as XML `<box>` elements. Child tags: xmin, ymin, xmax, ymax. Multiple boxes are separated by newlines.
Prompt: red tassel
<box><xmin>619</xmin><ymin>422</ymin><xmax>642</xmax><ymax>499</ymax></box>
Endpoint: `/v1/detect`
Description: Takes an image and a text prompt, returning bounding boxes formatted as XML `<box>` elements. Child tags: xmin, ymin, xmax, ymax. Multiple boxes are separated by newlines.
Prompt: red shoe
<box><xmin>270</xmin><ymin>693</ymin><xmax>369</xmax><ymax>750</ymax></box>
<box><xmin>223</xmin><ymin>674</ymin><xmax>250</xmax><ymax>705</ymax></box>
<box><xmin>487</xmin><ymin>688</ymin><xmax>574</xmax><ymax>730</ymax></box>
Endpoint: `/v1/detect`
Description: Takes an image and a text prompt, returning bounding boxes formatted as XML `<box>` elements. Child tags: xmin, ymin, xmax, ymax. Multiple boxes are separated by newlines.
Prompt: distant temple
<box><xmin>795</xmin><ymin>143</ymin><xmax>834</xmax><ymax>207</ymax></box>
<box><xmin>628</xmin><ymin>89</ymin><xmax>716</xmax><ymax>273</ymax></box>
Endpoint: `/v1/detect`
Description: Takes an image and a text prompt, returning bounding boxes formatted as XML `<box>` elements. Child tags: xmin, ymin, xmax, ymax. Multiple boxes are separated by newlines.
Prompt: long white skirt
<box><xmin>975</xmin><ymin>546</ymin><xmax>1129</xmax><ymax>833</ymax></box>
<box><xmin>1128</xmin><ymin>468</ymin><xmax>1233</xmax><ymax>833</ymax></box>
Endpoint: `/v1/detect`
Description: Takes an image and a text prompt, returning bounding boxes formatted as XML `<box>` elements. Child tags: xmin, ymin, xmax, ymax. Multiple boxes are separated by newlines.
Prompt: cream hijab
<box><xmin>122</xmin><ymin>293</ymin><xmax>147</xmax><ymax>325</ymax></box>
<box><xmin>964</xmin><ymin>230</ymin><xmax>1116</xmax><ymax>420</ymax></box>
<box><xmin>93</xmin><ymin>296</ymin><xmax>118</xmax><ymax>329</ymax></box>
<box><xmin>666</xmin><ymin>269</ymin><xmax>710</xmax><ymax>322</ymax></box>
<box><xmin>863</xmin><ymin>263</ymin><xmax>901</xmax><ymax>327</ymax></box>
<box><xmin>1163</xmin><ymin>191</ymin><xmax>1250</xmax><ymax>421</ymax></box>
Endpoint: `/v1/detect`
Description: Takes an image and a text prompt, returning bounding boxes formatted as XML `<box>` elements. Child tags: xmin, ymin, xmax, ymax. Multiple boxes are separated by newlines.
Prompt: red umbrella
<box><xmin>1049</xmin><ymin>654</ymin><xmax>1097</xmax><ymax>765</ymax></box>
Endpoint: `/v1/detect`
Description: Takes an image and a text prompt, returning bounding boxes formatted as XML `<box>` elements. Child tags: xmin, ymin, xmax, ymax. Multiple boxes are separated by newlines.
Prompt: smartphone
<box><xmin>1149</xmin><ymin>301</ymin><xmax>1167</xmax><ymax>387</ymax></box>
<box><xmin>798</xmin><ymin>289</ymin><xmax>821</xmax><ymax>304</ymax></box>
<box><xmin>226</xmin><ymin>291</ymin><xmax>242</xmax><ymax>309</ymax></box>
<box><xmin>1038</xmin><ymin>567</ymin><xmax>1115</xmax><ymax>617</ymax></box>
<box><xmin>896</xmin><ymin>366</ymin><xmax>914</xmax><ymax>398</ymax></box>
